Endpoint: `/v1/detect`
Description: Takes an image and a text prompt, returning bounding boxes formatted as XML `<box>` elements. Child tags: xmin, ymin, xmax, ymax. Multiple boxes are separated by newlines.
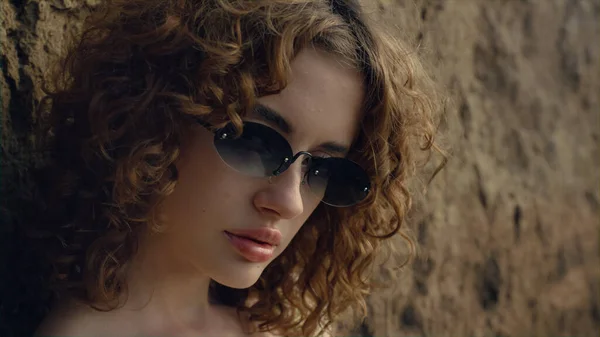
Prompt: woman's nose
<box><xmin>253</xmin><ymin>161</ymin><xmax>306</xmax><ymax>220</ymax></box>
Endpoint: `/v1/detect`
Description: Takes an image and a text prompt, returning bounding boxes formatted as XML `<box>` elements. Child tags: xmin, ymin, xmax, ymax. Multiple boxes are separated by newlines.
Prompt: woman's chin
<box><xmin>212</xmin><ymin>266</ymin><xmax>265</xmax><ymax>289</ymax></box>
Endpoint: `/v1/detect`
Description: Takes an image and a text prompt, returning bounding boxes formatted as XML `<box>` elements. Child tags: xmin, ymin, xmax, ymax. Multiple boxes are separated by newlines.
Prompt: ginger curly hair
<box><xmin>32</xmin><ymin>0</ymin><xmax>447</xmax><ymax>335</ymax></box>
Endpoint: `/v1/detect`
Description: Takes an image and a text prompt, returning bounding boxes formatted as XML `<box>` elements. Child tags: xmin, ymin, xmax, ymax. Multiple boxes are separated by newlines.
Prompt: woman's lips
<box><xmin>223</xmin><ymin>231</ymin><xmax>276</xmax><ymax>263</ymax></box>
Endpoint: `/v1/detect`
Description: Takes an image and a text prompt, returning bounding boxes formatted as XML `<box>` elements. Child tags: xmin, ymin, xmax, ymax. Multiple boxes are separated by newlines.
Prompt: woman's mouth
<box><xmin>223</xmin><ymin>231</ymin><xmax>276</xmax><ymax>263</ymax></box>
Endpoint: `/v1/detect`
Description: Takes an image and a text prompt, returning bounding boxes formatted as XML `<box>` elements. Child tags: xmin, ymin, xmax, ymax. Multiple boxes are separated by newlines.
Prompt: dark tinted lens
<box><xmin>307</xmin><ymin>157</ymin><xmax>370</xmax><ymax>207</ymax></box>
<box><xmin>214</xmin><ymin>122</ymin><xmax>292</xmax><ymax>177</ymax></box>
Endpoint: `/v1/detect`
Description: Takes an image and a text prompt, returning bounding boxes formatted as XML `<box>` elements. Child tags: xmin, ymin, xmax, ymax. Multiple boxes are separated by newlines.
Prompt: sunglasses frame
<box><xmin>193</xmin><ymin>117</ymin><xmax>371</xmax><ymax>207</ymax></box>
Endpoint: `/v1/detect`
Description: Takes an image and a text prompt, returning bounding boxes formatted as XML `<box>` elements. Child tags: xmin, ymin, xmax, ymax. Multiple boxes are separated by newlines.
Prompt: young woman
<box><xmin>32</xmin><ymin>0</ymin><xmax>446</xmax><ymax>336</ymax></box>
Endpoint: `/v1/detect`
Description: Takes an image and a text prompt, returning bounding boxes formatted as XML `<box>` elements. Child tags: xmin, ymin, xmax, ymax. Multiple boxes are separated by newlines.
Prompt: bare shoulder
<box><xmin>34</xmin><ymin>314</ymin><xmax>94</xmax><ymax>337</ymax></box>
<box><xmin>251</xmin><ymin>330</ymin><xmax>286</xmax><ymax>337</ymax></box>
<box><xmin>249</xmin><ymin>330</ymin><xmax>289</xmax><ymax>337</ymax></box>
<box><xmin>253</xmin><ymin>332</ymin><xmax>286</xmax><ymax>337</ymax></box>
<box><xmin>249</xmin><ymin>326</ymin><xmax>335</xmax><ymax>337</ymax></box>
<box><xmin>33</xmin><ymin>299</ymin><xmax>108</xmax><ymax>337</ymax></box>
<box><xmin>34</xmin><ymin>318</ymin><xmax>92</xmax><ymax>337</ymax></box>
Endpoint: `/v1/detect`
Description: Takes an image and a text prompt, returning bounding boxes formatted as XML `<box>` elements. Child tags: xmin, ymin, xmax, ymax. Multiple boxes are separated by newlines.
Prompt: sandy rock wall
<box><xmin>1</xmin><ymin>2</ymin><xmax>100</xmax><ymax>336</ymax></box>
<box><xmin>1</xmin><ymin>0</ymin><xmax>598</xmax><ymax>336</ymax></box>
<box><xmin>344</xmin><ymin>1</ymin><xmax>599</xmax><ymax>336</ymax></box>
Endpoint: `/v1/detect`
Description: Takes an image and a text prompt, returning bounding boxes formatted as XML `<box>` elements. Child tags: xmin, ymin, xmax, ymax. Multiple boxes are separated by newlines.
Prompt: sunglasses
<box><xmin>195</xmin><ymin>119</ymin><xmax>371</xmax><ymax>207</ymax></box>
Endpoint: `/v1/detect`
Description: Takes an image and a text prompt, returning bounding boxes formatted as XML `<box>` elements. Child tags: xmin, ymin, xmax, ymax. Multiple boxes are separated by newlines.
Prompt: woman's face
<box><xmin>158</xmin><ymin>47</ymin><xmax>365</xmax><ymax>289</ymax></box>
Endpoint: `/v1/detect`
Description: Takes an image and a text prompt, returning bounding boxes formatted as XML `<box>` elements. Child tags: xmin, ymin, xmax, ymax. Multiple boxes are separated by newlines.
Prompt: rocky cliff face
<box><xmin>1</xmin><ymin>0</ymin><xmax>598</xmax><ymax>336</ymax></box>
<box><xmin>341</xmin><ymin>1</ymin><xmax>599</xmax><ymax>336</ymax></box>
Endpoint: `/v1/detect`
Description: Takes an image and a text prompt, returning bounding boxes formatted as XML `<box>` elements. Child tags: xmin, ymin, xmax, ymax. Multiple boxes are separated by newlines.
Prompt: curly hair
<box><xmin>31</xmin><ymin>0</ymin><xmax>447</xmax><ymax>335</ymax></box>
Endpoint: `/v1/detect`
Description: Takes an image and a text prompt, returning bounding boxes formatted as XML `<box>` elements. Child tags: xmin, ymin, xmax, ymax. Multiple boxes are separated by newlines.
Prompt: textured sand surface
<box><xmin>1</xmin><ymin>0</ymin><xmax>598</xmax><ymax>336</ymax></box>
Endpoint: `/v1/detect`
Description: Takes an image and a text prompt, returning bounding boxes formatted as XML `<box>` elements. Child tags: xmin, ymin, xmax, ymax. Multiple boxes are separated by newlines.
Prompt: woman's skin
<box><xmin>35</xmin><ymin>47</ymin><xmax>365</xmax><ymax>337</ymax></box>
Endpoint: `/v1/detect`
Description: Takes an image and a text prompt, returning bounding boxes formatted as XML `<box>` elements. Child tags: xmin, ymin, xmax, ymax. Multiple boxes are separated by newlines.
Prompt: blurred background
<box><xmin>1</xmin><ymin>0</ymin><xmax>598</xmax><ymax>336</ymax></box>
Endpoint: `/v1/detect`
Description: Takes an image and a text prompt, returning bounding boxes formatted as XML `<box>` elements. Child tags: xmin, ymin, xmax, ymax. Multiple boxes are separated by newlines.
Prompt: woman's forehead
<box><xmin>257</xmin><ymin>48</ymin><xmax>365</xmax><ymax>151</ymax></box>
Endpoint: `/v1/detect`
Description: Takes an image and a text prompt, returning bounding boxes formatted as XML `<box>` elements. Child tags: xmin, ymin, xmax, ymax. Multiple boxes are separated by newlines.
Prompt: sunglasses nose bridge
<box><xmin>273</xmin><ymin>151</ymin><xmax>313</xmax><ymax>176</ymax></box>
<box><xmin>290</xmin><ymin>151</ymin><xmax>313</xmax><ymax>164</ymax></box>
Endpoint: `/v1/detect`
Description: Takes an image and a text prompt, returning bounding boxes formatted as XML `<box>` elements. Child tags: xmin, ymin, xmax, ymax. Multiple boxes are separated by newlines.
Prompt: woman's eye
<box><xmin>311</xmin><ymin>151</ymin><xmax>332</xmax><ymax>159</ymax></box>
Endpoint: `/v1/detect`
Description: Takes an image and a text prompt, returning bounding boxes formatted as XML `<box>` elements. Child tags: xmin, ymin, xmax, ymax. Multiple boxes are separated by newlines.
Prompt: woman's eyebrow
<box><xmin>319</xmin><ymin>142</ymin><xmax>349</xmax><ymax>155</ymax></box>
<box><xmin>252</xmin><ymin>103</ymin><xmax>350</xmax><ymax>156</ymax></box>
<box><xmin>254</xmin><ymin>104</ymin><xmax>292</xmax><ymax>134</ymax></box>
